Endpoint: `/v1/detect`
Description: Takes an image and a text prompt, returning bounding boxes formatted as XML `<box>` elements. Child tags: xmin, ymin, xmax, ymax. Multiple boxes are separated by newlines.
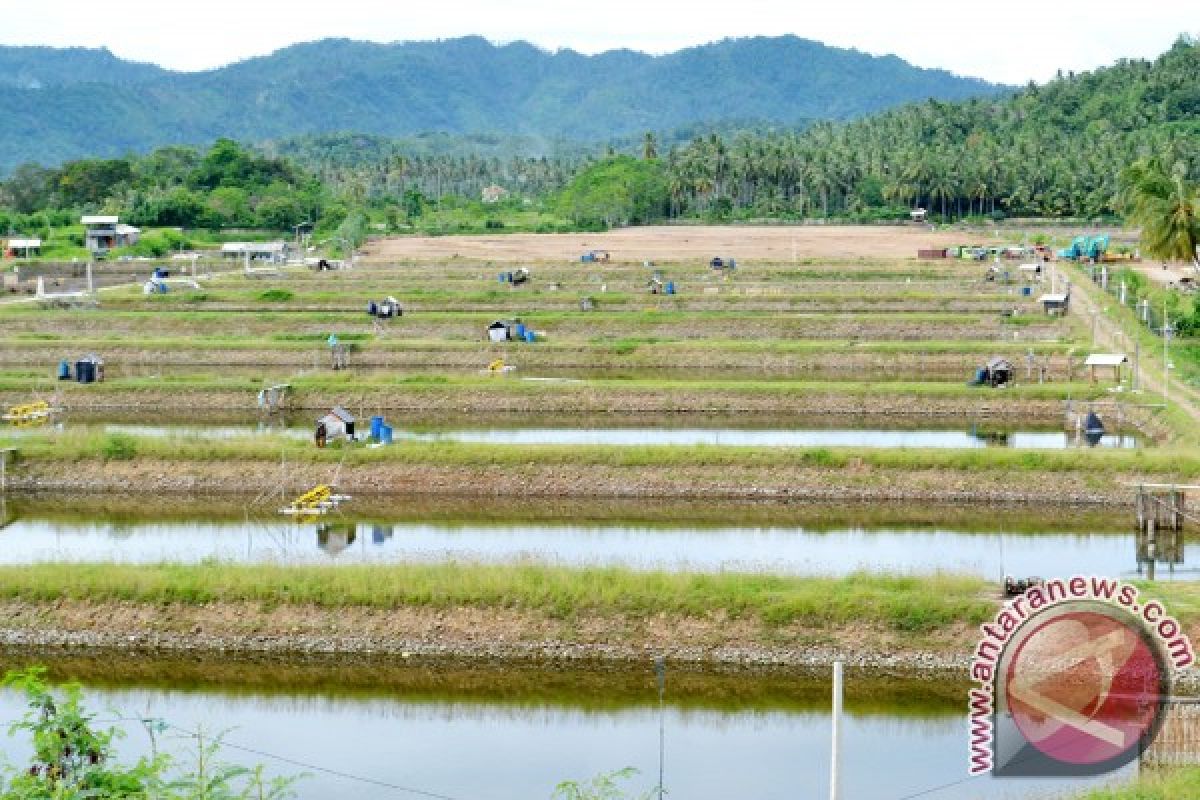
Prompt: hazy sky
<box><xmin>0</xmin><ymin>0</ymin><xmax>1191</xmax><ymax>84</ymax></box>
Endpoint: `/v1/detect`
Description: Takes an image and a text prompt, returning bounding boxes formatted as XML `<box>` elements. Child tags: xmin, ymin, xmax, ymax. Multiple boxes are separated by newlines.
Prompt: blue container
<box><xmin>515</xmin><ymin>323</ymin><xmax>526</xmax><ymax>338</ymax></box>
<box><xmin>974</xmin><ymin>367</ymin><xmax>987</xmax><ymax>385</ymax></box>
<box><xmin>524</xmin><ymin>330</ymin><xmax>536</xmax><ymax>343</ymax></box>
<box><xmin>380</xmin><ymin>425</ymin><xmax>393</xmax><ymax>445</ymax></box>
<box><xmin>666</xmin><ymin>281</ymin><xmax>675</xmax><ymax>295</ymax></box>
<box><xmin>1021</xmin><ymin>286</ymin><xmax>1032</xmax><ymax>297</ymax></box>
<box><xmin>57</xmin><ymin>359</ymin><xmax>71</xmax><ymax>380</ymax></box>
<box><xmin>498</xmin><ymin>273</ymin><xmax>507</xmax><ymax>283</ymax></box>
<box><xmin>370</xmin><ymin>416</ymin><xmax>385</xmax><ymax>441</ymax></box>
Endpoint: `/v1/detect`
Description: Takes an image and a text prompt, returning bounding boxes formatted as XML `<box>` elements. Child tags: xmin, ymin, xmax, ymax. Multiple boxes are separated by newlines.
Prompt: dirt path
<box><xmin>363</xmin><ymin>225</ymin><xmax>966</xmax><ymax>263</ymax></box>
<box><xmin>1068</xmin><ymin>265</ymin><xmax>1200</xmax><ymax>431</ymax></box>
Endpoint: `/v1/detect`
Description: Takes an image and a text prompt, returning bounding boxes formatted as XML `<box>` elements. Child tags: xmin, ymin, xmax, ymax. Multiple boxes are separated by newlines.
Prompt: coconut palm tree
<box><xmin>1120</xmin><ymin>156</ymin><xmax>1200</xmax><ymax>265</ymax></box>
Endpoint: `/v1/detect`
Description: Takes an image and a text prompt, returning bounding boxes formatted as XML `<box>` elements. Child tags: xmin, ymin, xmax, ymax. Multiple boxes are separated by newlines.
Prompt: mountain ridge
<box><xmin>0</xmin><ymin>35</ymin><xmax>1006</xmax><ymax>172</ymax></box>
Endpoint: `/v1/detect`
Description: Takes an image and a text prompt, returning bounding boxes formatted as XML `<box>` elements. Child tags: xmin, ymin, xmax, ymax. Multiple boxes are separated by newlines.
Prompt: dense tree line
<box><xmin>0</xmin><ymin>139</ymin><xmax>327</xmax><ymax>231</ymax></box>
<box><xmin>651</xmin><ymin>36</ymin><xmax>1199</xmax><ymax>222</ymax></box>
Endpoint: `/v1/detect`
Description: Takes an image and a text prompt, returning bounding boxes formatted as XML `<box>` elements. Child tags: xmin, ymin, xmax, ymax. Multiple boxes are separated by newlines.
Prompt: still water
<box><xmin>0</xmin><ymin>514</ymin><xmax>1185</xmax><ymax>580</ymax></box>
<box><xmin>0</xmin><ymin>663</ymin><xmax>1129</xmax><ymax>800</ymax></box>
<box><xmin>72</xmin><ymin>423</ymin><xmax>1142</xmax><ymax>449</ymax></box>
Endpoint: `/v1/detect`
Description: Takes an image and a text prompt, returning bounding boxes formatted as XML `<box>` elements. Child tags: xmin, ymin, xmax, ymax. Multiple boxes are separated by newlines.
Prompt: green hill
<box><xmin>0</xmin><ymin>35</ymin><xmax>1003</xmax><ymax>173</ymax></box>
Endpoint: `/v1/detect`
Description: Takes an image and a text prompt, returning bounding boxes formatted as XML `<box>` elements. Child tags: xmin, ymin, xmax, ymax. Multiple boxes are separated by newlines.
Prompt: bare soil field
<box><xmin>363</xmin><ymin>225</ymin><xmax>966</xmax><ymax>264</ymax></box>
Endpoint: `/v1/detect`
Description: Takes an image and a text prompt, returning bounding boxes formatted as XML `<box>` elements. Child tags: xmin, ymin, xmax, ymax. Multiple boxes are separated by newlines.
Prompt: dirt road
<box><xmin>363</xmin><ymin>225</ymin><xmax>968</xmax><ymax>263</ymax></box>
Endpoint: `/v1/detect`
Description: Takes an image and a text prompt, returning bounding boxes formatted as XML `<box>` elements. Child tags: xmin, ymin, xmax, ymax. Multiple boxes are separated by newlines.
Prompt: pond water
<box><xmin>0</xmin><ymin>659</ymin><xmax>1129</xmax><ymax>800</ymax></box>
<box><xmin>0</xmin><ymin>513</ymin><xmax>1185</xmax><ymax>581</ymax></box>
<box><xmin>10</xmin><ymin>419</ymin><xmax>1140</xmax><ymax>449</ymax></box>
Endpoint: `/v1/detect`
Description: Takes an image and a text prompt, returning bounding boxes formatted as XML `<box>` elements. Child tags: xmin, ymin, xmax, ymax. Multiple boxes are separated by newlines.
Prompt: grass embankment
<box><xmin>0</xmin><ymin>373</ymin><xmax>1110</xmax><ymax>399</ymax></box>
<box><xmin>1078</xmin><ymin>767</ymin><xmax>1200</xmax><ymax>799</ymax></box>
<box><xmin>0</xmin><ymin>333</ymin><xmax>1077</xmax><ymax>356</ymax></box>
<box><xmin>0</xmin><ymin>564</ymin><xmax>992</xmax><ymax>632</ymax></box>
<box><xmin>1</xmin><ymin>429</ymin><xmax>1178</xmax><ymax>475</ymax></box>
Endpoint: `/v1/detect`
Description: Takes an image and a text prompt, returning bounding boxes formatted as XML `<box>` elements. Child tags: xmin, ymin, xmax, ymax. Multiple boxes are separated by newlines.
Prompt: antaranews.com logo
<box><xmin>968</xmin><ymin>576</ymin><xmax>1194</xmax><ymax>777</ymax></box>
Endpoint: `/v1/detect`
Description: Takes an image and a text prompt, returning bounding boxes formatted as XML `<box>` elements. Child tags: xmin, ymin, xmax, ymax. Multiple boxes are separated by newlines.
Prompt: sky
<box><xmin>0</xmin><ymin>0</ymin><xmax>1192</xmax><ymax>84</ymax></box>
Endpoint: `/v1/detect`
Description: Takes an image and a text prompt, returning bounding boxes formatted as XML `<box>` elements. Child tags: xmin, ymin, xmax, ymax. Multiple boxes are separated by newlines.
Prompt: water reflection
<box><xmin>0</xmin><ymin>515</ymin><xmax>1190</xmax><ymax>580</ymax></box>
<box><xmin>0</xmin><ymin>668</ymin><xmax>1130</xmax><ymax>800</ymax></box>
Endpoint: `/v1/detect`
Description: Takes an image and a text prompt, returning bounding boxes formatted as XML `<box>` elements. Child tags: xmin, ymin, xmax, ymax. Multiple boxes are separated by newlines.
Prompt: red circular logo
<box><xmin>1005</xmin><ymin>607</ymin><xmax>1165</xmax><ymax>766</ymax></box>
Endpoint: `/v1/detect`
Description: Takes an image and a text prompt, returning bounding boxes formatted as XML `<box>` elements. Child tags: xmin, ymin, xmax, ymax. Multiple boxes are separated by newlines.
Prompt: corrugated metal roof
<box><xmin>115</xmin><ymin>224</ymin><xmax>140</xmax><ymax>235</ymax></box>
<box><xmin>1039</xmin><ymin>293</ymin><xmax>1068</xmax><ymax>303</ymax></box>
<box><xmin>1085</xmin><ymin>354</ymin><xmax>1128</xmax><ymax>367</ymax></box>
<box><xmin>81</xmin><ymin>215</ymin><xmax>118</xmax><ymax>225</ymax></box>
<box><xmin>6</xmin><ymin>238</ymin><xmax>41</xmax><ymax>248</ymax></box>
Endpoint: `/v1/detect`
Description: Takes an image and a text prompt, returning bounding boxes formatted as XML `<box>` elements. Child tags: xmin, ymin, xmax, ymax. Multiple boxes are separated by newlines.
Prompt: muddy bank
<box><xmin>3</xmin><ymin>600</ymin><xmax>1198</xmax><ymax>692</ymax></box>
<box><xmin>0</xmin><ymin>386</ymin><xmax>1077</xmax><ymax>418</ymax></box>
<box><xmin>0</xmin><ymin>346</ymin><xmax>1076</xmax><ymax>379</ymax></box>
<box><xmin>3</xmin><ymin>458</ymin><xmax>1146</xmax><ymax>506</ymax></box>
<box><xmin>0</xmin><ymin>598</ymin><xmax>977</xmax><ymax>673</ymax></box>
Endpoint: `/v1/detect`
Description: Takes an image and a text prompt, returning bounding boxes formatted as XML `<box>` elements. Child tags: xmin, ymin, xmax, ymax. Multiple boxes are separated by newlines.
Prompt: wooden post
<box><xmin>1147</xmin><ymin>518</ymin><xmax>1157</xmax><ymax>582</ymax></box>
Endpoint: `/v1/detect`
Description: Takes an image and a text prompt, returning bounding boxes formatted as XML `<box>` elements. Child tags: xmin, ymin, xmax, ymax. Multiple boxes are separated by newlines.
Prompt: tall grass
<box><xmin>2</xmin><ymin>429</ymin><xmax>1191</xmax><ymax>476</ymax></box>
<box><xmin>1076</xmin><ymin>766</ymin><xmax>1200</xmax><ymax>799</ymax></box>
<box><xmin>0</xmin><ymin>563</ymin><xmax>993</xmax><ymax>631</ymax></box>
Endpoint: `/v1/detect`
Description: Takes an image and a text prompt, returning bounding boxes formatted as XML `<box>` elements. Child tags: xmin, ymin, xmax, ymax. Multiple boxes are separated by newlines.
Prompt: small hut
<box><xmin>315</xmin><ymin>406</ymin><xmax>355</xmax><ymax>447</ymax></box>
<box><xmin>1038</xmin><ymin>292</ymin><xmax>1070</xmax><ymax>315</ymax></box>
<box><xmin>1085</xmin><ymin>353</ymin><xmax>1128</xmax><ymax>384</ymax></box>
<box><xmin>488</xmin><ymin>320</ymin><xmax>513</xmax><ymax>342</ymax></box>
<box><xmin>973</xmin><ymin>357</ymin><xmax>1014</xmax><ymax>388</ymax></box>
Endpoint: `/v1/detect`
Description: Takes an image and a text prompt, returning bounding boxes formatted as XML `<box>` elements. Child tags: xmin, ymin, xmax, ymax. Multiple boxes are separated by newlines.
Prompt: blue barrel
<box><xmin>370</xmin><ymin>416</ymin><xmax>384</xmax><ymax>440</ymax></box>
<box><xmin>515</xmin><ymin>323</ymin><xmax>526</xmax><ymax>338</ymax></box>
<box><xmin>974</xmin><ymin>367</ymin><xmax>987</xmax><ymax>385</ymax></box>
<box><xmin>1021</xmin><ymin>286</ymin><xmax>1032</xmax><ymax>297</ymax></box>
<box><xmin>666</xmin><ymin>281</ymin><xmax>675</xmax><ymax>295</ymax></box>
<box><xmin>498</xmin><ymin>273</ymin><xmax>506</xmax><ymax>283</ymax></box>
<box><xmin>57</xmin><ymin>359</ymin><xmax>71</xmax><ymax>380</ymax></box>
<box><xmin>524</xmin><ymin>330</ymin><xmax>536</xmax><ymax>343</ymax></box>
<box><xmin>380</xmin><ymin>425</ymin><xmax>393</xmax><ymax>445</ymax></box>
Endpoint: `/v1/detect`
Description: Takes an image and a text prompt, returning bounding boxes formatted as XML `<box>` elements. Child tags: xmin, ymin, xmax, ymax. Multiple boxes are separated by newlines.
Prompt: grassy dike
<box><xmin>0</xmin><ymin>564</ymin><xmax>991</xmax><ymax>631</ymax></box>
<box><xmin>2</xmin><ymin>565</ymin><xmax>1199</xmax><ymax>669</ymax></box>
<box><xmin>1079</xmin><ymin>767</ymin><xmax>1200</xmax><ymax>799</ymax></box>
<box><xmin>2</xmin><ymin>428</ymin><xmax>1192</xmax><ymax>475</ymax></box>
<box><xmin>0</xmin><ymin>429</ymin><xmax>1190</xmax><ymax>503</ymax></box>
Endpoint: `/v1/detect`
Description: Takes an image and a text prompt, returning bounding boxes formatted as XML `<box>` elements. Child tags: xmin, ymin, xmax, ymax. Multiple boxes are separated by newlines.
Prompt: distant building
<box><xmin>910</xmin><ymin>208</ymin><xmax>928</xmax><ymax>223</ymax></box>
<box><xmin>481</xmin><ymin>185</ymin><xmax>510</xmax><ymax>204</ymax></box>
<box><xmin>221</xmin><ymin>241</ymin><xmax>291</xmax><ymax>263</ymax></box>
<box><xmin>82</xmin><ymin>216</ymin><xmax>140</xmax><ymax>254</ymax></box>
<box><xmin>5</xmin><ymin>238</ymin><xmax>41</xmax><ymax>257</ymax></box>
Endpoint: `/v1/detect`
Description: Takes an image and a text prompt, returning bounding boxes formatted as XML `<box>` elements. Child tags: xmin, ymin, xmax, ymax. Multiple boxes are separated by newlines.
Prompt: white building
<box><xmin>221</xmin><ymin>241</ymin><xmax>291</xmax><ymax>263</ymax></box>
<box><xmin>82</xmin><ymin>216</ymin><xmax>140</xmax><ymax>253</ymax></box>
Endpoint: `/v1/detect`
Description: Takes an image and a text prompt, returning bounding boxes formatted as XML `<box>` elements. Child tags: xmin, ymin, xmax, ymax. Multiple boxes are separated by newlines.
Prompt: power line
<box><xmin>100</xmin><ymin>716</ymin><xmax>478</xmax><ymax>800</ymax></box>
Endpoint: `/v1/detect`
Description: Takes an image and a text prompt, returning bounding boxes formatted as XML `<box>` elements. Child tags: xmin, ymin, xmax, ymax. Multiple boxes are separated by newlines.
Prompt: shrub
<box><xmin>257</xmin><ymin>289</ymin><xmax>294</xmax><ymax>302</ymax></box>
<box><xmin>101</xmin><ymin>433</ymin><xmax>137</xmax><ymax>461</ymax></box>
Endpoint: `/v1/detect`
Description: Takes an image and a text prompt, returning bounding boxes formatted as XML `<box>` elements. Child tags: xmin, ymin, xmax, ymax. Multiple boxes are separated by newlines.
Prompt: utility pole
<box><xmin>1133</xmin><ymin>339</ymin><xmax>1140</xmax><ymax>393</ymax></box>
<box><xmin>829</xmin><ymin>661</ymin><xmax>843</xmax><ymax>800</ymax></box>
<box><xmin>656</xmin><ymin>657</ymin><xmax>666</xmax><ymax>800</ymax></box>
<box><xmin>1163</xmin><ymin>299</ymin><xmax>1172</xmax><ymax>407</ymax></box>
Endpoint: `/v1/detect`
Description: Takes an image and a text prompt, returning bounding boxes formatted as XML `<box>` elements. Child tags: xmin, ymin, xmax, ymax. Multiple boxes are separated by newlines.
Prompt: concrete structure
<box><xmin>82</xmin><ymin>216</ymin><xmax>139</xmax><ymax>254</ymax></box>
<box><xmin>221</xmin><ymin>241</ymin><xmax>291</xmax><ymax>263</ymax></box>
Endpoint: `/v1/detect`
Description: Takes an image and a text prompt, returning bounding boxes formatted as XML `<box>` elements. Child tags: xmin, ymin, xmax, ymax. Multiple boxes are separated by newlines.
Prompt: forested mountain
<box><xmin>0</xmin><ymin>46</ymin><xmax>168</xmax><ymax>88</ymax></box>
<box><xmin>643</xmin><ymin>35</ymin><xmax>1200</xmax><ymax>222</ymax></box>
<box><xmin>0</xmin><ymin>35</ymin><xmax>1002</xmax><ymax>173</ymax></box>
